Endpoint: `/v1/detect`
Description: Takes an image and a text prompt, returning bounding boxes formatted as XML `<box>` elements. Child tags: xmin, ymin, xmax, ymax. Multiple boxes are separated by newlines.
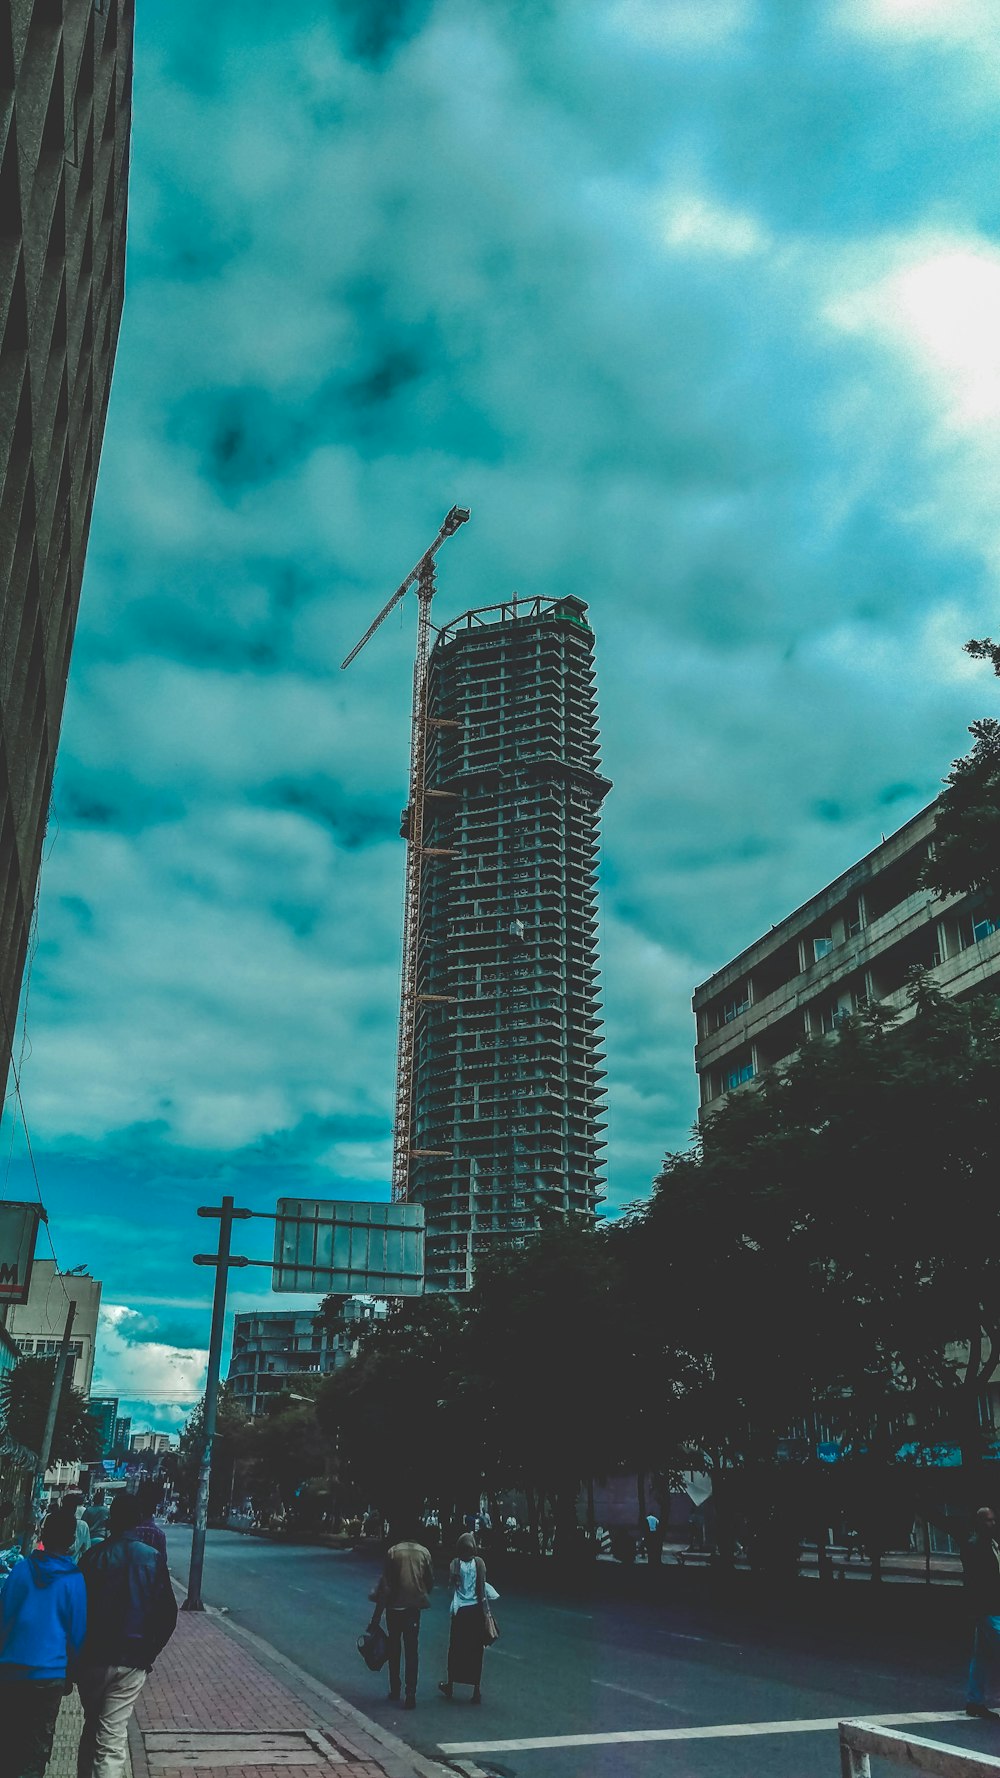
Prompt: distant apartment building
<box><xmin>227</xmin><ymin>1300</ymin><xmax>386</xmax><ymax>1420</ymax></box>
<box><xmin>130</xmin><ymin>1431</ymin><xmax>172</xmax><ymax>1455</ymax></box>
<box><xmin>7</xmin><ymin>1260</ymin><xmax>101</xmax><ymax>1395</ymax></box>
<box><xmin>411</xmin><ymin>595</ymin><xmax>611</xmax><ymax>1292</ymax></box>
<box><xmin>87</xmin><ymin>1392</ymin><xmax>118</xmax><ymax>1455</ymax></box>
<box><xmin>694</xmin><ymin>802</ymin><xmax>1000</xmax><ymax>1111</ymax></box>
<box><xmin>0</xmin><ymin>0</ymin><xmax>133</xmax><ymax>1093</ymax></box>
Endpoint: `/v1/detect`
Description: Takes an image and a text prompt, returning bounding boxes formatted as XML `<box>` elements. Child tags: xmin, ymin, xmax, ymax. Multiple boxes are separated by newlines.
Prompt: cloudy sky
<box><xmin>7</xmin><ymin>0</ymin><xmax>1000</xmax><ymax>1428</ymax></box>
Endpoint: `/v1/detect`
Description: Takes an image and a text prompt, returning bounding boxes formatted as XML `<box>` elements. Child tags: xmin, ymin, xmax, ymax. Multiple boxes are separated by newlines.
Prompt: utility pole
<box><xmin>21</xmin><ymin>1299</ymin><xmax>75</xmax><ymax>1553</ymax></box>
<box><xmin>184</xmin><ymin>1197</ymin><xmax>251</xmax><ymax>1610</ymax></box>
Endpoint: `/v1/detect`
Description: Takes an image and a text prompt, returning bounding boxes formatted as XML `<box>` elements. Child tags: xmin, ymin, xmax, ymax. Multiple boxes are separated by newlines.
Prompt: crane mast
<box><xmin>341</xmin><ymin>506</ymin><xmax>471</xmax><ymax>1201</ymax></box>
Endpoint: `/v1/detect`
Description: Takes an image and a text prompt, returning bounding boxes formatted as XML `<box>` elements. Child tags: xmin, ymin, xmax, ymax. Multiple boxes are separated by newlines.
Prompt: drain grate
<box><xmin>144</xmin><ymin>1730</ymin><xmax>344</xmax><ymax>1769</ymax></box>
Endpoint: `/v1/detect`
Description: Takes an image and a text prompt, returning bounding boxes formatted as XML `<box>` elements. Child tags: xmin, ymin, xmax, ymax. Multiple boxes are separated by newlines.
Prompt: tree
<box><xmin>168</xmin><ymin>1387</ymin><xmax>248</xmax><ymax>1517</ymax></box>
<box><xmin>0</xmin><ymin>1357</ymin><xmax>101</xmax><ymax>1464</ymax></box>
<box><xmin>923</xmin><ymin>638</ymin><xmax>1000</xmax><ymax>913</ymax></box>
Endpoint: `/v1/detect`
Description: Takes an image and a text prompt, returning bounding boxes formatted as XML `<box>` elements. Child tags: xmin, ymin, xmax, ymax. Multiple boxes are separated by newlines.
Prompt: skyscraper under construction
<box><xmin>408</xmin><ymin>595</ymin><xmax>611</xmax><ymax>1293</ymax></box>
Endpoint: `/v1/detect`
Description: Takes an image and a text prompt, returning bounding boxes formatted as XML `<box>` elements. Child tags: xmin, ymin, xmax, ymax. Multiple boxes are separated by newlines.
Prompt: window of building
<box><xmin>973</xmin><ymin>915</ymin><xmax>999</xmax><ymax>945</ymax></box>
<box><xmin>722</xmin><ymin>984</ymin><xmax>750</xmax><ymax>1025</ymax></box>
<box><xmin>813</xmin><ymin>936</ymin><xmax>834</xmax><ymax>961</ymax></box>
<box><xmin>819</xmin><ymin>1002</ymin><xmax>849</xmax><ymax>1036</ymax></box>
<box><xmin>845</xmin><ymin>900</ymin><xmax>863</xmax><ymax>937</ymax></box>
<box><xmin>726</xmin><ymin>1059</ymin><xmax>755</xmax><ymax>1091</ymax></box>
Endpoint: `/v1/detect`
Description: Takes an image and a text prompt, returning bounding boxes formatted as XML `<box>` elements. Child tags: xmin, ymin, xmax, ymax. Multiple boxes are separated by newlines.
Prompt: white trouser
<box><xmin>77</xmin><ymin>1664</ymin><xmax>148</xmax><ymax>1778</ymax></box>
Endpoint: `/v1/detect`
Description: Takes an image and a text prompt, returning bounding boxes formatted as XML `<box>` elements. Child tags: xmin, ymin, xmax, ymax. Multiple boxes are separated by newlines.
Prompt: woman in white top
<box><xmin>439</xmin><ymin>1532</ymin><xmax>488</xmax><ymax>1703</ymax></box>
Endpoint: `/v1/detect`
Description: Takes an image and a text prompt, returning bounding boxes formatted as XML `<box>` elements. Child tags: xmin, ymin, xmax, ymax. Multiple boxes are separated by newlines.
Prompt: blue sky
<box><xmin>6</xmin><ymin>0</ymin><xmax>1000</xmax><ymax>1429</ymax></box>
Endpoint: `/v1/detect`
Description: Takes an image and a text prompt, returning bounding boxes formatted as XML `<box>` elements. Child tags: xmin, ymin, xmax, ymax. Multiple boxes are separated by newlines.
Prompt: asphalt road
<box><xmin>166</xmin><ymin>1529</ymin><xmax>999</xmax><ymax>1778</ymax></box>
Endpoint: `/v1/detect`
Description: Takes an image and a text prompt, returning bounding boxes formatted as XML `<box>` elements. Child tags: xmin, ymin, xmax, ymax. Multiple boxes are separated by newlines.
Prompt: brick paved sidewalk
<box><xmin>47</xmin><ymin>1610</ymin><xmax>450</xmax><ymax>1778</ymax></box>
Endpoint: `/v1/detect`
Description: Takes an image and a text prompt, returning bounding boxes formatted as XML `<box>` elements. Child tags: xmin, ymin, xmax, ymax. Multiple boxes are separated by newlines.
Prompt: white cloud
<box><xmin>610</xmin><ymin>0</ymin><xmax>755</xmax><ymax>52</ymax></box>
<box><xmin>659</xmin><ymin>192</ymin><xmax>771</xmax><ymax>258</ymax></box>
<box><xmin>91</xmin><ymin>1305</ymin><xmax>206</xmax><ymax>1429</ymax></box>
<box><xmin>828</xmin><ymin>236</ymin><xmax>1000</xmax><ymax>433</ymax></box>
<box><xmin>836</xmin><ymin>0</ymin><xmax>997</xmax><ymax>47</ymax></box>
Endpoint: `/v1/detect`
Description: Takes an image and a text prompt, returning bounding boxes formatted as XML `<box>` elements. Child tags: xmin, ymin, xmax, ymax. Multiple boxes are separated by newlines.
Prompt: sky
<box><xmin>5</xmin><ymin>0</ymin><xmax>1000</xmax><ymax>1430</ymax></box>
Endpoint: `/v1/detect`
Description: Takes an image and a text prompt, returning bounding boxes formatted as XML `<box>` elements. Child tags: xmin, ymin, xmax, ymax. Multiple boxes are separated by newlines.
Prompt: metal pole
<box><xmin>21</xmin><ymin>1300</ymin><xmax>75</xmax><ymax>1553</ymax></box>
<box><xmin>184</xmin><ymin>1196</ymin><xmax>234</xmax><ymax>1610</ymax></box>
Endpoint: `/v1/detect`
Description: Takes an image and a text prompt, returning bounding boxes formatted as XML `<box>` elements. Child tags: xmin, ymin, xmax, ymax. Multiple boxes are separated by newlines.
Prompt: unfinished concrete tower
<box><xmin>409</xmin><ymin>595</ymin><xmax>611</xmax><ymax>1292</ymax></box>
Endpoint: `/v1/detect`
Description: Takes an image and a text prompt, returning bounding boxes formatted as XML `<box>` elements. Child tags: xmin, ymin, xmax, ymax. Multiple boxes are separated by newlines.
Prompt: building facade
<box><xmin>227</xmin><ymin>1300</ymin><xmax>385</xmax><ymax>1420</ymax></box>
<box><xmin>0</xmin><ymin>0</ymin><xmax>133</xmax><ymax>1091</ymax></box>
<box><xmin>409</xmin><ymin>595</ymin><xmax>611</xmax><ymax>1292</ymax></box>
<box><xmin>694</xmin><ymin>802</ymin><xmax>1000</xmax><ymax>1111</ymax></box>
<box><xmin>7</xmin><ymin>1259</ymin><xmax>102</xmax><ymax>1396</ymax></box>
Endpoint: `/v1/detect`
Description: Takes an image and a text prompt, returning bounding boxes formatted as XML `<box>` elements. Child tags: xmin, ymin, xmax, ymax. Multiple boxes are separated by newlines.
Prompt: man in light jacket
<box><xmin>77</xmin><ymin>1491</ymin><xmax>178</xmax><ymax>1778</ymax></box>
<box><xmin>373</xmin><ymin>1521</ymin><xmax>434</xmax><ymax>1709</ymax></box>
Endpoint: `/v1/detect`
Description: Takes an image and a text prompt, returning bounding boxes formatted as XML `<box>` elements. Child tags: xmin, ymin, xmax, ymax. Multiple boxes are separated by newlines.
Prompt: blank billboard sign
<box><xmin>272</xmin><ymin>1199</ymin><xmax>425</xmax><ymax>1296</ymax></box>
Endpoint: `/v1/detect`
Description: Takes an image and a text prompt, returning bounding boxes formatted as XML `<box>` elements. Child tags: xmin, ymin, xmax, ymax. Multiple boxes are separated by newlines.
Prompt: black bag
<box><xmin>358</xmin><ymin>1615</ymin><xmax>389</xmax><ymax>1671</ymax></box>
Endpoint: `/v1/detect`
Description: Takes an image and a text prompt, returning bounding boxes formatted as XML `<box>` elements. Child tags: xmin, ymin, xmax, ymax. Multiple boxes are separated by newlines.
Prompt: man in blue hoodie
<box><xmin>0</xmin><ymin>1501</ymin><xmax>87</xmax><ymax>1778</ymax></box>
<box><xmin>76</xmin><ymin>1491</ymin><xmax>178</xmax><ymax>1778</ymax></box>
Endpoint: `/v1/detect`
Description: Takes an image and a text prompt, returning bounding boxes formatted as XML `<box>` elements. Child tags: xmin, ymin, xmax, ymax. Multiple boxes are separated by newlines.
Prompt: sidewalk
<box><xmin>48</xmin><ymin>1608</ymin><xmax>451</xmax><ymax>1778</ymax></box>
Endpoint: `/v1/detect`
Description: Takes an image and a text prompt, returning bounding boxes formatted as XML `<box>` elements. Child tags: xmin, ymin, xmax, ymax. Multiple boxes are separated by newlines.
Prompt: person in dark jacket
<box><xmin>0</xmin><ymin>1502</ymin><xmax>87</xmax><ymax>1778</ymax></box>
<box><xmin>964</xmin><ymin>1505</ymin><xmax>1000</xmax><ymax>1717</ymax></box>
<box><xmin>372</xmin><ymin>1521</ymin><xmax>434</xmax><ymax>1709</ymax></box>
<box><xmin>76</xmin><ymin>1492</ymin><xmax>178</xmax><ymax>1778</ymax></box>
<box><xmin>132</xmin><ymin>1482</ymin><xmax>167</xmax><ymax>1559</ymax></box>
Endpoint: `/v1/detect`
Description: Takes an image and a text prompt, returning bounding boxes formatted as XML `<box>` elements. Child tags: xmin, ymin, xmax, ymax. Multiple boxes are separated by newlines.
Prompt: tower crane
<box><xmin>341</xmin><ymin>506</ymin><xmax>471</xmax><ymax>1202</ymax></box>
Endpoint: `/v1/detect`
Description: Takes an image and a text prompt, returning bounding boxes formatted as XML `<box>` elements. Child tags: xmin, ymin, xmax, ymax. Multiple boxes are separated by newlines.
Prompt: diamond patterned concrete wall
<box><xmin>0</xmin><ymin>0</ymin><xmax>132</xmax><ymax>1088</ymax></box>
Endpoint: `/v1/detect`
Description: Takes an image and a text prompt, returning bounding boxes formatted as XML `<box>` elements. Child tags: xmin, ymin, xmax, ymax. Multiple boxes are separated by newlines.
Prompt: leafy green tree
<box><xmin>0</xmin><ymin>1357</ymin><xmax>101</xmax><ymax>1464</ymax></box>
<box><xmin>168</xmin><ymin>1386</ymin><xmax>248</xmax><ymax>1516</ymax></box>
<box><xmin>923</xmin><ymin>638</ymin><xmax>1000</xmax><ymax>912</ymax></box>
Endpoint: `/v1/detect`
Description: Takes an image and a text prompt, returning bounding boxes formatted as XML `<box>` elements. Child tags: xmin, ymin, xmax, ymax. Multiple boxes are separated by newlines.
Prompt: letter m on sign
<box><xmin>0</xmin><ymin>1204</ymin><xmax>42</xmax><ymax>1305</ymax></box>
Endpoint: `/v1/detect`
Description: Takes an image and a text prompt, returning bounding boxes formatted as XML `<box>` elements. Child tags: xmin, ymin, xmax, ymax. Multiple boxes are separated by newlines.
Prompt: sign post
<box><xmin>184</xmin><ymin>1196</ymin><xmax>424</xmax><ymax>1609</ymax></box>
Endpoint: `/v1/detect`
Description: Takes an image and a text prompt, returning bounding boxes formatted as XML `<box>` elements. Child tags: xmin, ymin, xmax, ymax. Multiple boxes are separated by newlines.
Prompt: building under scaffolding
<box><xmin>408</xmin><ymin>595</ymin><xmax>612</xmax><ymax>1292</ymax></box>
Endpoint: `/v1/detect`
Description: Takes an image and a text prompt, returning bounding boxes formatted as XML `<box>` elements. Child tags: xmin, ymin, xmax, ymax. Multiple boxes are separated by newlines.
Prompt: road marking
<box><xmin>541</xmin><ymin>1606</ymin><xmax>594</xmax><ymax>1619</ymax></box>
<box><xmin>438</xmin><ymin>1708</ymin><xmax>970</xmax><ymax>1756</ymax></box>
<box><xmin>592</xmin><ymin>1680</ymin><xmax>688</xmax><ymax>1712</ymax></box>
<box><xmin>658</xmin><ymin>1630</ymin><xmax>743</xmax><ymax>1650</ymax></box>
<box><xmin>489</xmin><ymin>1647</ymin><xmax>526</xmax><ymax>1661</ymax></box>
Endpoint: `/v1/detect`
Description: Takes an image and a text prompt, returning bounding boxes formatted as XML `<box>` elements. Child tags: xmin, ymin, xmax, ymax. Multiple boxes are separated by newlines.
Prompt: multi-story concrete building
<box><xmin>87</xmin><ymin>1392</ymin><xmax>118</xmax><ymax>1456</ymax></box>
<box><xmin>227</xmin><ymin>1300</ymin><xmax>386</xmax><ymax>1420</ymax></box>
<box><xmin>694</xmin><ymin>802</ymin><xmax>1000</xmax><ymax>1111</ymax></box>
<box><xmin>7</xmin><ymin>1260</ymin><xmax>102</xmax><ymax>1396</ymax></box>
<box><xmin>0</xmin><ymin>0</ymin><xmax>133</xmax><ymax>1091</ymax></box>
<box><xmin>410</xmin><ymin>595</ymin><xmax>612</xmax><ymax>1292</ymax></box>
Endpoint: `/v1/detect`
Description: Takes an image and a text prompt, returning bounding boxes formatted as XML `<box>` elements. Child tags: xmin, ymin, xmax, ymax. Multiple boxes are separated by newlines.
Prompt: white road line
<box><xmin>438</xmin><ymin>1708</ymin><xmax>970</xmax><ymax>1756</ymax></box>
<box><xmin>658</xmin><ymin>1630</ymin><xmax>743</xmax><ymax>1650</ymax></box>
<box><xmin>541</xmin><ymin>1606</ymin><xmax>594</xmax><ymax>1620</ymax></box>
<box><xmin>592</xmin><ymin>1680</ymin><xmax>689</xmax><ymax>1712</ymax></box>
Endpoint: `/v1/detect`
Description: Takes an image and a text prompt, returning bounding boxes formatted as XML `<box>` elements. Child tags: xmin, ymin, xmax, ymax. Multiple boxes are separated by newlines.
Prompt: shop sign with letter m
<box><xmin>0</xmin><ymin>1202</ymin><xmax>43</xmax><ymax>1305</ymax></box>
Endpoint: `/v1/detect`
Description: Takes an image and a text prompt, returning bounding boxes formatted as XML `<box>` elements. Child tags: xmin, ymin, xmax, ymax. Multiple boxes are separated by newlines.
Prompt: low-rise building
<box><xmin>694</xmin><ymin>802</ymin><xmax>1000</xmax><ymax>1112</ymax></box>
<box><xmin>6</xmin><ymin>1263</ymin><xmax>102</xmax><ymax>1397</ymax></box>
<box><xmin>228</xmin><ymin>1300</ymin><xmax>386</xmax><ymax>1419</ymax></box>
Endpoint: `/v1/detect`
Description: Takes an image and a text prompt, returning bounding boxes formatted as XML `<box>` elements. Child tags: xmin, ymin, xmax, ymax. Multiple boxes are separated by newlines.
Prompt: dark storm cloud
<box><xmin>11</xmin><ymin>0</ymin><xmax>1000</xmax><ymax>1416</ymax></box>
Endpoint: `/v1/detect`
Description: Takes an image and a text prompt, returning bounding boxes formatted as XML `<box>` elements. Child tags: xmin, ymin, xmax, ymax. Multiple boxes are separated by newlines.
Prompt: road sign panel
<box><xmin>272</xmin><ymin>1199</ymin><xmax>424</xmax><ymax>1296</ymax></box>
<box><xmin>0</xmin><ymin>1202</ymin><xmax>42</xmax><ymax>1304</ymax></box>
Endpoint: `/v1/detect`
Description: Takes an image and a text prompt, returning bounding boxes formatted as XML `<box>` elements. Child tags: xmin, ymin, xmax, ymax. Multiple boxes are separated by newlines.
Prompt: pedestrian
<box><xmin>133</xmin><ymin>1482</ymin><xmax>168</xmax><ymax>1558</ymax></box>
<box><xmin>964</xmin><ymin>1505</ymin><xmax>1000</xmax><ymax>1718</ymax></box>
<box><xmin>645</xmin><ymin>1511</ymin><xmax>664</xmax><ymax>1569</ymax></box>
<box><xmin>439</xmin><ymin>1533</ymin><xmax>492</xmax><ymax>1706</ymax></box>
<box><xmin>66</xmin><ymin>1494</ymin><xmax>93</xmax><ymax>1564</ymax></box>
<box><xmin>76</xmin><ymin>1490</ymin><xmax>178</xmax><ymax>1778</ymax></box>
<box><xmin>0</xmin><ymin>1501</ymin><xmax>87</xmax><ymax>1778</ymax></box>
<box><xmin>372</xmin><ymin>1520</ymin><xmax>434</xmax><ymax>1710</ymax></box>
<box><xmin>82</xmin><ymin>1495</ymin><xmax>110</xmax><ymax>1546</ymax></box>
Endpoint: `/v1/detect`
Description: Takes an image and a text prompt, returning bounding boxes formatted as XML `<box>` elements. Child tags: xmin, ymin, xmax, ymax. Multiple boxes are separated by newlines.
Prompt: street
<box><xmin>166</xmin><ymin>1530</ymin><xmax>1000</xmax><ymax>1778</ymax></box>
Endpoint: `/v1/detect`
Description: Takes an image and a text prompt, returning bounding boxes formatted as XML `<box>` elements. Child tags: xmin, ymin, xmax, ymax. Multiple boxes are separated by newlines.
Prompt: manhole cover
<box><xmin>144</xmin><ymin>1731</ymin><xmax>343</xmax><ymax>1769</ymax></box>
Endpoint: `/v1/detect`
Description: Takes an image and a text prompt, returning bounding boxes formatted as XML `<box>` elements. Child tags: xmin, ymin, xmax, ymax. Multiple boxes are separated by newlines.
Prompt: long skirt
<box><xmin>447</xmin><ymin>1603</ymin><xmax>485</xmax><ymax>1687</ymax></box>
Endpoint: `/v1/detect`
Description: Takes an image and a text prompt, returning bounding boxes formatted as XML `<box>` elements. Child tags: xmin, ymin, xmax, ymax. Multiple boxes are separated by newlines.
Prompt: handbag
<box><xmin>482</xmin><ymin>1603</ymin><xmax>500</xmax><ymax>1647</ymax></box>
<box><xmin>358</xmin><ymin>1614</ymin><xmax>389</xmax><ymax>1671</ymax></box>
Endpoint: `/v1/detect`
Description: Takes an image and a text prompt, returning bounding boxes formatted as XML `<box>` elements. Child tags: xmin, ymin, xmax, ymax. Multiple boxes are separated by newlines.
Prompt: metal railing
<box><xmin>840</xmin><ymin>1720</ymin><xmax>1000</xmax><ymax>1778</ymax></box>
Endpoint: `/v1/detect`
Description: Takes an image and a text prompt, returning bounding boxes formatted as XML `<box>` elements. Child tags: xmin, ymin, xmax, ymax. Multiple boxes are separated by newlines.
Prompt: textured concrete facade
<box><xmin>409</xmin><ymin>596</ymin><xmax>611</xmax><ymax>1292</ymax></box>
<box><xmin>694</xmin><ymin>802</ymin><xmax>1000</xmax><ymax>1110</ymax></box>
<box><xmin>0</xmin><ymin>0</ymin><xmax>132</xmax><ymax>1086</ymax></box>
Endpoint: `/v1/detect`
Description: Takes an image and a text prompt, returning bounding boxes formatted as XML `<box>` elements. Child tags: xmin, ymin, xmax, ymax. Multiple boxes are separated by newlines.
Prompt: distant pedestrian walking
<box><xmin>439</xmin><ymin>1533</ymin><xmax>493</xmax><ymax>1706</ymax></box>
<box><xmin>964</xmin><ymin>1505</ymin><xmax>1000</xmax><ymax>1718</ymax></box>
<box><xmin>0</xmin><ymin>1503</ymin><xmax>87</xmax><ymax>1778</ymax></box>
<box><xmin>76</xmin><ymin>1492</ymin><xmax>178</xmax><ymax>1778</ymax></box>
<box><xmin>373</xmin><ymin>1522</ymin><xmax>434</xmax><ymax>1710</ymax></box>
